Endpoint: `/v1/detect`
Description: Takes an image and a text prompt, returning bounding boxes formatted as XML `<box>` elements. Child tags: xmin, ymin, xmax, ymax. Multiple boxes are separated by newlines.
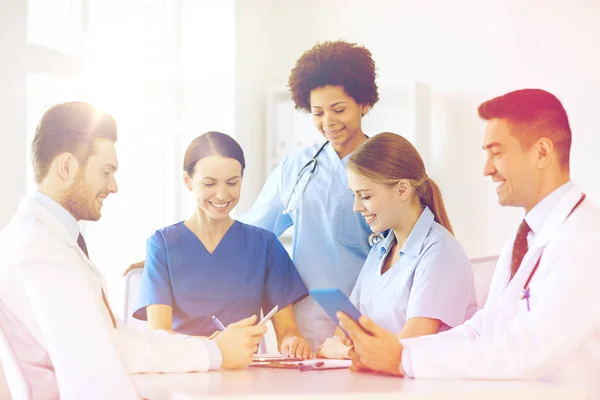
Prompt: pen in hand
<box><xmin>212</xmin><ymin>315</ymin><xmax>226</xmax><ymax>332</ymax></box>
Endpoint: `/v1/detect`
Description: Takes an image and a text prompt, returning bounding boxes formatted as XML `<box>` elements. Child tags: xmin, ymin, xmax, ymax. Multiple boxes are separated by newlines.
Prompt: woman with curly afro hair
<box><xmin>240</xmin><ymin>40</ymin><xmax>380</xmax><ymax>351</ymax></box>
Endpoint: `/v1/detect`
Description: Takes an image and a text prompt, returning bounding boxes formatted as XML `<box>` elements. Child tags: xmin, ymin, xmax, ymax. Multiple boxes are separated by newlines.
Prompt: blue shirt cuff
<box><xmin>203</xmin><ymin>339</ymin><xmax>223</xmax><ymax>370</ymax></box>
<box><xmin>400</xmin><ymin>342</ymin><xmax>414</xmax><ymax>378</ymax></box>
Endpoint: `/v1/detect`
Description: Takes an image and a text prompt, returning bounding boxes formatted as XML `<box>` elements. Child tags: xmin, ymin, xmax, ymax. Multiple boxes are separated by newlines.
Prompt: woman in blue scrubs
<box><xmin>239</xmin><ymin>40</ymin><xmax>379</xmax><ymax>351</ymax></box>
<box><xmin>317</xmin><ymin>133</ymin><xmax>477</xmax><ymax>359</ymax></box>
<box><xmin>133</xmin><ymin>132</ymin><xmax>311</xmax><ymax>358</ymax></box>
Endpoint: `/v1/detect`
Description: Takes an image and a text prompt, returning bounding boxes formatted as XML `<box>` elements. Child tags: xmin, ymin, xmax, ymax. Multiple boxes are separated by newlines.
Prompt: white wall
<box><xmin>0</xmin><ymin>0</ymin><xmax>27</xmax><ymax>229</ymax></box>
<box><xmin>234</xmin><ymin>0</ymin><xmax>279</xmax><ymax>213</ymax></box>
<box><xmin>2</xmin><ymin>0</ymin><xmax>600</xmax><ymax>258</ymax></box>
<box><xmin>234</xmin><ymin>0</ymin><xmax>600</xmax><ymax>257</ymax></box>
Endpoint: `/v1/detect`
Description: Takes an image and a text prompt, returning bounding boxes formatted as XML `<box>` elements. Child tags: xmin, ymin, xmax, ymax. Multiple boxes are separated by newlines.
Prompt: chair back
<box><xmin>0</xmin><ymin>364</ymin><xmax>11</xmax><ymax>400</ymax></box>
<box><xmin>0</xmin><ymin>301</ymin><xmax>32</xmax><ymax>400</ymax></box>
<box><xmin>470</xmin><ymin>255</ymin><xmax>499</xmax><ymax>309</ymax></box>
<box><xmin>123</xmin><ymin>262</ymin><xmax>147</xmax><ymax>330</ymax></box>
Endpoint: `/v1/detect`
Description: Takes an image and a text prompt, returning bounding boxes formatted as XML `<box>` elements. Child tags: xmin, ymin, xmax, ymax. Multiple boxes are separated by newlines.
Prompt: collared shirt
<box><xmin>31</xmin><ymin>192</ymin><xmax>223</xmax><ymax>368</ymax></box>
<box><xmin>350</xmin><ymin>206</ymin><xmax>477</xmax><ymax>334</ymax></box>
<box><xmin>524</xmin><ymin>181</ymin><xmax>574</xmax><ymax>246</ymax></box>
<box><xmin>240</xmin><ymin>142</ymin><xmax>372</xmax><ymax>350</ymax></box>
<box><xmin>33</xmin><ymin>192</ymin><xmax>80</xmax><ymax>241</ymax></box>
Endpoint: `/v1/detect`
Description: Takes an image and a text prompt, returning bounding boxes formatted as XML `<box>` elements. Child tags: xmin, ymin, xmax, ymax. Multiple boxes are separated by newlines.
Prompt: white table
<box><xmin>133</xmin><ymin>368</ymin><xmax>585</xmax><ymax>400</ymax></box>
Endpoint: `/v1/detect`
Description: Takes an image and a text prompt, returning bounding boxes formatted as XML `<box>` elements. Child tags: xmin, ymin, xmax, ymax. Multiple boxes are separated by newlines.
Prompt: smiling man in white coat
<box><xmin>0</xmin><ymin>102</ymin><xmax>267</xmax><ymax>400</ymax></box>
<box><xmin>337</xmin><ymin>89</ymin><xmax>600</xmax><ymax>399</ymax></box>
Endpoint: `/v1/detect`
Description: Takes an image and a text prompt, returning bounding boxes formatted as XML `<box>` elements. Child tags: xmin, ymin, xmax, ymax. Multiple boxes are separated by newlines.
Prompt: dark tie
<box><xmin>510</xmin><ymin>219</ymin><xmax>531</xmax><ymax>280</ymax></box>
<box><xmin>77</xmin><ymin>233</ymin><xmax>89</xmax><ymax>258</ymax></box>
<box><xmin>77</xmin><ymin>233</ymin><xmax>117</xmax><ymax>328</ymax></box>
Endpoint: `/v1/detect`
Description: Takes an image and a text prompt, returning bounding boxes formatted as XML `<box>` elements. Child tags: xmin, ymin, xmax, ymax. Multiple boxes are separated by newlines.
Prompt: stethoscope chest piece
<box><xmin>368</xmin><ymin>232</ymin><xmax>385</xmax><ymax>247</ymax></box>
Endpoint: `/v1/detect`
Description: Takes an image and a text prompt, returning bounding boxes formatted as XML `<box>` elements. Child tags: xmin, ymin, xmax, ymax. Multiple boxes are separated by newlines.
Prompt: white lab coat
<box><xmin>401</xmin><ymin>185</ymin><xmax>600</xmax><ymax>399</ymax></box>
<box><xmin>0</xmin><ymin>197</ymin><xmax>213</xmax><ymax>400</ymax></box>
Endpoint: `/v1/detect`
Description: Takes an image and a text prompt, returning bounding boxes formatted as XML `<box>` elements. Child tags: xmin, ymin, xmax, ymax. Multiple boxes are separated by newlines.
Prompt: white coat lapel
<box><xmin>528</xmin><ymin>185</ymin><xmax>584</xmax><ymax>248</ymax></box>
<box><xmin>485</xmin><ymin>242</ymin><xmax>512</xmax><ymax>304</ymax></box>
<box><xmin>507</xmin><ymin>185</ymin><xmax>584</xmax><ymax>291</ymax></box>
<box><xmin>21</xmin><ymin>197</ymin><xmax>106</xmax><ymax>281</ymax></box>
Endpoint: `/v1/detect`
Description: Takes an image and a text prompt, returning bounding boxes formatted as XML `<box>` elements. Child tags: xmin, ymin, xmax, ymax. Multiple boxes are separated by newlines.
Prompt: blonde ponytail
<box><xmin>348</xmin><ymin>132</ymin><xmax>455</xmax><ymax>235</ymax></box>
<box><xmin>418</xmin><ymin>176</ymin><xmax>454</xmax><ymax>234</ymax></box>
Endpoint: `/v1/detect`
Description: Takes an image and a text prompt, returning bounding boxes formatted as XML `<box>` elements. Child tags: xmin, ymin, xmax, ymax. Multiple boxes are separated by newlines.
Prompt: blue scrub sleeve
<box><xmin>405</xmin><ymin>240</ymin><xmax>474</xmax><ymax>328</ymax></box>
<box><xmin>132</xmin><ymin>231</ymin><xmax>174</xmax><ymax>321</ymax></box>
<box><xmin>239</xmin><ymin>158</ymin><xmax>293</xmax><ymax>236</ymax></box>
<box><xmin>262</xmin><ymin>233</ymin><xmax>308</xmax><ymax>312</ymax></box>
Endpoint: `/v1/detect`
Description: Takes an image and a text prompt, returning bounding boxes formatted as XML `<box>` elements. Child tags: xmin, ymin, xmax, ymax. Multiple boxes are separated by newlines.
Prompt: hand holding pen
<box><xmin>212</xmin><ymin>315</ymin><xmax>227</xmax><ymax>332</ymax></box>
<box><xmin>212</xmin><ymin>304</ymin><xmax>278</xmax><ymax>334</ymax></box>
<box><xmin>212</xmin><ymin>315</ymin><xmax>267</xmax><ymax>370</ymax></box>
<box><xmin>206</xmin><ymin>316</ymin><xmax>227</xmax><ymax>340</ymax></box>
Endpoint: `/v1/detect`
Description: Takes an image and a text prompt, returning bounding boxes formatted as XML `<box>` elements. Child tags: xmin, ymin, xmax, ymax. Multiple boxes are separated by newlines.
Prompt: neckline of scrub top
<box><xmin>324</xmin><ymin>134</ymin><xmax>369</xmax><ymax>168</ymax></box>
<box><xmin>379</xmin><ymin>206</ymin><xmax>435</xmax><ymax>259</ymax></box>
<box><xmin>325</xmin><ymin>136</ymin><xmax>369</xmax><ymax>192</ymax></box>
<box><xmin>178</xmin><ymin>219</ymin><xmax>239</xmax><ymax>255</ymax></box>
<box><xmin>324</xmin><ymin>140</ymin><xmax>348</xmax><ymax>169</ymax></box>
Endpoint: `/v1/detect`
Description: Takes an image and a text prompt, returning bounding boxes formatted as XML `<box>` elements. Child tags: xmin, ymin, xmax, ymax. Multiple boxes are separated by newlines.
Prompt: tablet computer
<box><xmin>309</xmin><ymin>288</ymin><xmax>362</xmax><ymax>326</ymax></box>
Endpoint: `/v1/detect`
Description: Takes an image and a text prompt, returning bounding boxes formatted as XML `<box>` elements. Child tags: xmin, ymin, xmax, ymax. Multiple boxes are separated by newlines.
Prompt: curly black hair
<box><xmin>288</xmin><ymin>40</ymin><xmax>379</xmax><ymax>113</ymax></box>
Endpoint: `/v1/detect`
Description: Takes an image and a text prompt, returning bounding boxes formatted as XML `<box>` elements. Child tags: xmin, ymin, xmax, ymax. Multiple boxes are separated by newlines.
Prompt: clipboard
<box><xmin>252</xmin><ymin>354</ymin><xmax>303</xmax><ymax>362</ymax></box>
<box><xmin>249</xmin><ymin>359</ymin><xmax>352</xmax><ymax>371</ymax></box>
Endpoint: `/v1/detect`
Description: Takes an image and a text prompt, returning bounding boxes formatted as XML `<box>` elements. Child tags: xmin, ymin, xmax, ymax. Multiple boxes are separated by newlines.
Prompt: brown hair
<box><xmin>31</xmin><ymin>101</ymin><xmax>118</xmax><ymax>184</ymax></box>
<box><xmin>348</xmin><ymin>132</ymin><xmax>454</xmax><ymax>234</ymax></box>
<box><xmin>478</xmin><ymin>88</ymin><xmax>571</xmax><ymax>168</ymax></box>
<box><xmin>288</xmin><ymin>40</ymin><xmax>379</xmax><ymax>112</ymax></box>
<box><xmin>183</xmin><ymin>131</ymin><xmax>245</xmax><ymax>177</ymax></box>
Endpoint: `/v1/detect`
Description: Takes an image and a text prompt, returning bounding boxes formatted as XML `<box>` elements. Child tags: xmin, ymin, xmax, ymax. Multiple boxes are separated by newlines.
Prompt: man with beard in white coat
<box><xmin>0</xmin><ymin>102</ymin><xmax>267</xmax><ymax>400</ymax></box>
<box><xmin>337</xmin><ymin>89</ymin><xmax>600</xmax><ymax>399</ymax></box>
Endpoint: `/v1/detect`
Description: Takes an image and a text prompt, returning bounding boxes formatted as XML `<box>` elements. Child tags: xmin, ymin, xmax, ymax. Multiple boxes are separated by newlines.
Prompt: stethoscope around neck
<box><xmin>282</xmin><ymin>141</ymin><xmax>329</xmax><ymax>217</ymax></box>
<box><xmin>282</xmin><ymin>137</ymin><xmax>384</xmax><ymax>248</ymax></box>
<box><xmin>368</xmin><ymin>232</ymin><xmax>385</xmax><ymax>247</ymax></box>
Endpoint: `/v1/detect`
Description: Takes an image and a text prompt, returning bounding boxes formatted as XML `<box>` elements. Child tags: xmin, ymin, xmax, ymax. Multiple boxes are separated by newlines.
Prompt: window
<box><xmin>27</xmin><ymin>0</ymin><xmax>82</xmax><ymax>54</ymax></box>
<box><xmin>25</xmin><ymin>0</ymin><xmax>236</xmax><ymax>317</ymax></box>
<box><xmin>25</xmin><ymin>73</ymin><xmax>79</xmax><ymax>191</ymax></box>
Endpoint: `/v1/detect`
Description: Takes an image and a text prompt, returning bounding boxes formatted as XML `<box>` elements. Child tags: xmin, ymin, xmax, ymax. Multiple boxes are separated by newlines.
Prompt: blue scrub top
<box><xmin>132</xmin><ymin>220</ymin><xmax>308</xmax><ymax>336</ymax></box>
<box><xmin>350</xmin><ymin>207</ymin><xmax>478</xmax><ymax>334</ymax></box>
<box><xmin>239</xmin><ymin>142</ymin><xmax>372</xmax><ymax>350</ymax></box>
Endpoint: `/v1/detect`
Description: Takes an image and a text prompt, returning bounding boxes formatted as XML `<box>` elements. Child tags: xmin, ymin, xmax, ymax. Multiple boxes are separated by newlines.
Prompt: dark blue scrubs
<box><xmin>133</xmin><ymin>221</ymin><xmax>308</xmax><ymax>335</ymax></box>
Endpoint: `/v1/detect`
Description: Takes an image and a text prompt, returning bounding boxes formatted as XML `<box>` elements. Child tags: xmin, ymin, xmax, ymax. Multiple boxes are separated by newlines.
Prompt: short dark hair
<box><xmin>31</xmin><ymin>101</ymin><xmax>118</xmax><ymax>183</ymax></box>
<box><xmin>183</xmin><ymin>131</ymin><xmax>246</xmax><ymax>176</ymax></box>
<box><xmin>288</xmin><ymin>40</ymin><xmax>379</xmax><ymax>112</ymax></box>
<box><xmin>478</xmin><ymin>89</ymin><xmax>571</xmax><ymax>168</ymax></box>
